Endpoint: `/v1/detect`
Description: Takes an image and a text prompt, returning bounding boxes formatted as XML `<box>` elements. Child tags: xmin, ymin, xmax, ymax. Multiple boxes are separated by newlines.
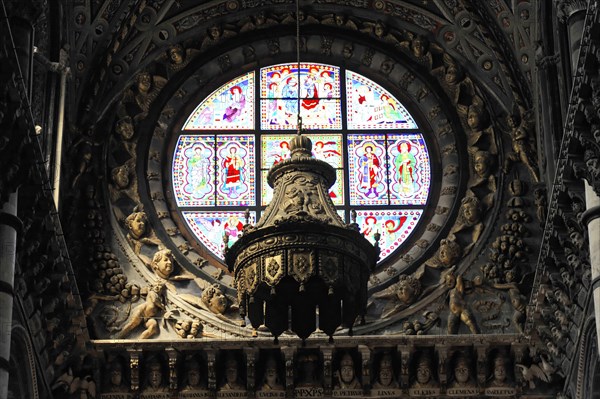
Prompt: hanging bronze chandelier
<box><xmin>225</xmin><ymin>132</ymin><xmax>379</xmax><ymax>340</ymax></box>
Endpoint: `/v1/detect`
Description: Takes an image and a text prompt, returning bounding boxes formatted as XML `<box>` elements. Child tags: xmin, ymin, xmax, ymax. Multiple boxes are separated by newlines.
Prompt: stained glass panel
<box><xmin>348</xmin><ymin>134</ymin><xmax>388</xmax><ymax>206</ymax></box>
<box><xmin>172</xmin><ymin>135</ymin><xmax>216</xmax><ymax>207</ymax></box>
<box><xmin>216</xmin><ymin>135</ymin><xmax>255</xmax><ymax>206</ymax></box>
<box><xmin>183</xmin><ymin>72</ymin><xmax>255</xmax><ymax>130</ymax></box>
<box><xmin>346</xmin><ymin>71</ymin><xmax>417</xmax><ymax>130</ymax></box>
<box><xmin>261</xmin><ymin>100</ymin><xmax>341</xmax><ymax>130</ymax></box>
<box><xmin>260</xmin><ymin>63</ymin><xmax>340</xmax><ymax>99</ymax></box>
<box><xmin>388</xmin><ymin>134</ymin><xmax>431</xmax><ymax>205</ymax></box>
<box><xmin>261</xmin><ymin>134</ymin><xmax>343</xmax><ymax>169</ymax></box>
<box><xmin>182</xmin><ymin>211</ymin><xmax>256</xmax><ymax>260</ymax></box>
<box><xmin>356</xmin><ymin>209</ymin><xmax>423</xmax><ymax>261</ymax></box>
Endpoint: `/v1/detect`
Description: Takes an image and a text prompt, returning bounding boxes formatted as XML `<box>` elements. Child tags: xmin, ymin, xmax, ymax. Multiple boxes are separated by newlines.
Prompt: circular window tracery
<box><xmin>171</xmin><ymin>62</ymin><xmax>432</xmax><ymax>263</ymax></box>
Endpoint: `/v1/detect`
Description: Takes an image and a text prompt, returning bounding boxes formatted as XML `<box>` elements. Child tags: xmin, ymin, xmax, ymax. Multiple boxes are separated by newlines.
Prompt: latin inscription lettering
<box><xmin>485</xmin><ymin>387</ymin><xmax>516</xmax><ymax>396</ymax></box>
<box><xmin>373</xmin><ymin>389</ymin><xmax>402</xmax><ymax>397</ymax></box>
<box><xmin>256</xmin><ymin>391</ymin><xmax>285</xmax><ymax>398</ymax></box>
<box><xmin>333</xmin><ymin>389</ymin><xmax>363</xmax><ymax>397</ymax></box>
<box><xmin>409</xmin><ymin>387</ymin><xmax>441</xmax><ymax>396</ymax></box>
<box><xmin>294</xmin><ymin>387</ymin><xmax>324</xmax><ymax>397</ymax></box>
<box><xmin>447</xmin><ymin>387</ymin><xmax>479</xmax><ymax>396</ymax></box>
<box><xmin>179</xmin><ymin>390</ymin><xmax>212</xmax><ymax>398</ymax></box>
<box><xmin>216</xmin><ymin>391</ymin><xmax>247</xmax><ymax>398</ymax></box>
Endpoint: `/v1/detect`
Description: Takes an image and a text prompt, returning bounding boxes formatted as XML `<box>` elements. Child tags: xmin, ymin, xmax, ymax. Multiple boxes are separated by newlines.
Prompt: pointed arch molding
<box><xmin>72</xmin><ymin>1</ymin><xmax>528</xmax><ymax>125</ymax></box>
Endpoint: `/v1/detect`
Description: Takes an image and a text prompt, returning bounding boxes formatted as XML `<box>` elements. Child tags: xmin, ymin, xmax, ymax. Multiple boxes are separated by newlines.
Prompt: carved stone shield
<box><xmin>264</xmin><ymin>254</ymin><xmax>284</xmax><ymax>286</ymax></box>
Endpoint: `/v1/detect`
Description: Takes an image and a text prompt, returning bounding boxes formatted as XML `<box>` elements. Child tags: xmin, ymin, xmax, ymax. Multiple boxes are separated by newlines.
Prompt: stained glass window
<box><xmin>173</xmin><ymin>63</ymin><xmax>431</xmax><ymax>263</ymax></box>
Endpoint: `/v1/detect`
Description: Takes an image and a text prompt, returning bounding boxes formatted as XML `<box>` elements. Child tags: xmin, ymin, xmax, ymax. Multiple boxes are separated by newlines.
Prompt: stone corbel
<box><xmin>166</xmin><ymin>348</ymin><xmax>178</xmax><ymax>391</ymax></box>
<box><xmin>475</xmin><ymin>344</ymin><xmax>489</xmax><ymax>386</ymax></box>
<box><xmin>321</xmin><ymin>346</ymin><xmax>333</xmax><ymax>395</ymax></box>
<box><xmin>128</xmin><ymin>349</ymin><xmax>142</xmax><ymax>392</ymax></box>
<box><xmin>398</xmin><ymin>345</ymin><xmax>412</xmax><ymax>388</ymax></box>
<box><xmin>206</xmin><ymin>349</ymin><xmax>217</xmax><ymax>391</ymax></box>
<box><xmin>281</xmin><ymin>346</ymin><xmax>296</xmax><ymax>395</ymax></box>
<box><xmin>244</xmin><ymin>347</ymin><xmax>257</xmax><ymax>392</ymax></box>
<box><xmin>511</xmin><ymin>344</ymin><xmax>527</xmax><ymax>394</ymax></box>
<box><xmin>436</xmin><ymin>345</ymin><xmax>449</xmax><ymax>387</ymax></box>
<box><xmin>358</xmin><ymin>345</ymin><xmax>371</xmax><ymax>390</ymax></box>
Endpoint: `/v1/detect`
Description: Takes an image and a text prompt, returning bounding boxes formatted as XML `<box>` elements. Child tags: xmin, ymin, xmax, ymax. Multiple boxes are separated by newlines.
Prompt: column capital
<box><xmin>556</xmin><ymin>0</ymin><xmax>589</xmax><ymax>23</ymax></box>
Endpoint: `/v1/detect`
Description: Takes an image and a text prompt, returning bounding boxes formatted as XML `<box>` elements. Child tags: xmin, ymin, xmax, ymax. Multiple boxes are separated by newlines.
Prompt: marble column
<box><xmin>557</xmin><ymin>0</ymin><xmax>589</xmax><ymax>71</ymax></box>
<box><xmin>583</xmin><ymin>182</ymin><xmax>600</xmax><ymax>354</ymax></box>
<box><xmin>0</xmin><ymin>193</ymin><xmax>20</xmax><ymax>399</ymax></box>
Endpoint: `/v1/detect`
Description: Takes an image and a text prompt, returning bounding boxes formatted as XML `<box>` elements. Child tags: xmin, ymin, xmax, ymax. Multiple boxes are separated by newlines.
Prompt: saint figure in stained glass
<box><xmin>222</xmin><ymin>146</ymin><xmax>245</xmax><ymax>198</ymax></box>
<box><xmin>384</xmin><ymin>217</ymin><xmax>407</xmax><ymax>247</ymax></box>
<box><xmin>395</xmin><ymin>141</ymin><xmax>417</xmax><ymax>195</ymax></box>
<box><xmin>224</xmin><ymin>214</ymin><xmax>244</xmax><ymax>243</ymax></box>
<box><xmin>223</xmin><ymin>85</ymin><xmax>247</xmax><ymax>123</ymax></box>
<box><xmin>312</xmin><ymin>140</ymin><xmax>341</xmax><ymax>162</ymax></box>
<box><xmin>301</xmin><ymin>66</ymin><xmax>320</xmax><ymax>110</ymax></box>
<box><xmin>361</xmin><ymin>215</ymin><xmax>379</xmax><ymax>244</ymax></box>
<box><xmin>358</xmin><ymin>143</ymin><xmax>382</xmax><ymax>198</ymax></box>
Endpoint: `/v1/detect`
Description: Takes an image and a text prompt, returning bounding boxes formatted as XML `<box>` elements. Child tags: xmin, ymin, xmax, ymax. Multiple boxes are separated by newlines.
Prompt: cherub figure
<box><xmin>446</xmin><ymin>272</ymin><xmax>480</xmax><ymax>334</ymax></box>
<box><xmin>164</xmin><ymin>44</ymin><xmax>198</xmax><ymax>74</ymax></box>
<box><xmin>201</xmin><ymin>283</ymin><xmax>229</xmax><ymax>315</ymax></box>
<box><xmin>124</xmin><ymin>71</ymin><xmax>166</xmax><ymax>116</ymax></box>
<box><xmin>372</xmin><ymin>266</ymin><xmax>424</xmax><ymax>317</ymax></box>
<box><xmin>427</xmin><ymin>237</ymin><xmax>462</xmax><ymax>268</ymax></box>
<box><xmin>124</xmin><ymin>209</ymin><xmax>161</xmax><ymax>254</ymax></box>
<box><xmin>201</xmin><ymin>24</ymin><xmax>235</xmax><ymax>51</ymax></box>
<box><xmin>504</xmin><ymin>107</ymin><xmax>539</xmax><ymax>182</ymax></box>
<box><xmin>451</xmin><ymin>194</ymin><xmax>484</xmax><ymax>246</ymax></box>
<box><xmin>118</xmin><ymin>281</ymin><xmax>166</xmax><ymax>339</ymax></box>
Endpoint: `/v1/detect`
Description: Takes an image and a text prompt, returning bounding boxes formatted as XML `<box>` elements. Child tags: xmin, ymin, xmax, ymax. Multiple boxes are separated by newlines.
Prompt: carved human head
<box><xmin>439</xmin><ymin>239</ymin><xmax>461</xmax><ymax>266</ymax></box>
<box><xmin>168</xmin><ymin>45</ymin><xmax>184</xmax><ymax>64</ymax></box>
<box><xmin>378</xmin><ymin>353</ymin><xmax>394</xmax><ymax>387</ymax></box>
<box><xmin>111</xmin><ymin>165</ymin><xmax>130</xmax><ymax>189</ymax></box>
<box><xmin>459</xmin><ymin>196</ymin><xmax>481</xmax><ymax>226</ymax></box>
<box><xmin>115</xmin><ymin>117</ymin><xmax>134</xmax><ymax>140</ymax></box>
<box><xmin>339</xmin><ymin>353</ymin><xmax>355</xmax><ymax>383</ymax></box>
<box><xmin>208</xmin><ymin>24</ymin><xmax>222</xmax><ymax>40</ymax></box>
<box><xmin>264</xmin><ymin>356</ymin><xmax>279</xmax><ymax>386</ymax></box>
<box><xmin>201</xmin><ymin>284</ymin><xmax>228</xmax><ymax>314</ymax></box>
<box><xmin>415</xmin><ymin>353</ymin><xmax>433</xmax><ymax>385</ymax></box>
<box><xmin>125</xmin><ymin>211</ymin><xmax>147</xmax><ymax>239</ymax></box>
<box><xmin>473</xmin><ymin>150</ymin><xmax>492</xmax><ymax>179</ymax></box>
<box><xmin>454</xmin><ymin>354</ymin><xmax>471</xmax><ymax>384</ymax></box>
<box><xmin>395</xmin><ymin>274</ymin><xmax>421</xmax><ymax>304</ymax></box>
<box><xmin>135</xmin><ymin>71</ymin><xmax>152</xmax><ymax>93</ymax></box>
<box><xmin>492</xmin><ymin>354</ymin><xmax>507</xmax><ymax>384</ymax></box>
<box><xmin>185</xmin><ymin>357</ymin><xmax>201</xmax><ymax>388</ymax></box>
<box><xmin>412</xmin><ymin>36</ymin><xmax>428</xmax><ymax>57</ymax></box>
<box><xmin>108</xmin><ymin>359</ymin><xmax>124</xmax><ymax>387</ymax></box>
<box><xmin>151</xmin><ymin>249</ymin><xmax>174</xmax><ymax>279</ymax></box>
<box><xmin>147</xmin><ymin>359</ymin><xmax>163</xmax><ymax>389</ymax></box>
<box><xmin>224</xmin><ymin>355</ymin><xmax>238</xmax><ymax>384</ymax></box>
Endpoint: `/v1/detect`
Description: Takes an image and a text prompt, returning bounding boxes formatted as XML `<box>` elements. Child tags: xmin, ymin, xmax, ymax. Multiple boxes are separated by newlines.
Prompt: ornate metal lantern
<box><xmin>225</xmin><ymin>132</ymin><xmax>379</xmax><ymax>340</ymax></box>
